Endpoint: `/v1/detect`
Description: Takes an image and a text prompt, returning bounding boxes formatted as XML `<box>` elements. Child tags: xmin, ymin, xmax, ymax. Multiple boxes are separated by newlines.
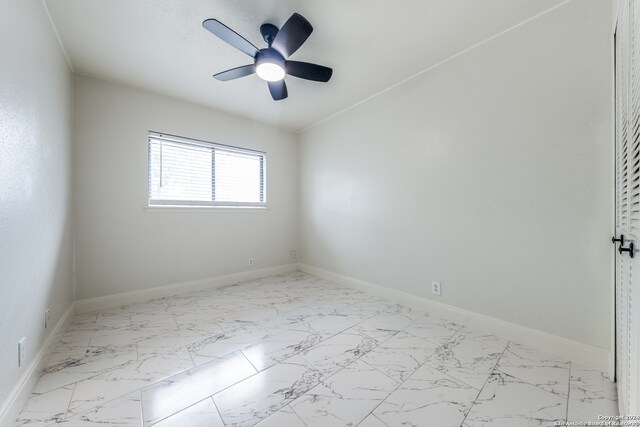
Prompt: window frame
<box><xmin>147</xmin><ymin>131</ymin><xmax>267</xmax><ymax>209</ymax></box>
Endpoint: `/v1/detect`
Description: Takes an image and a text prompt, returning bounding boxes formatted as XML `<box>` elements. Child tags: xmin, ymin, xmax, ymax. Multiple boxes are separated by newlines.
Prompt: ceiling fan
<box><xmin>202</xmin><ymin>13</ymin><xmax>333</xmax><ymax>101</ymax></box>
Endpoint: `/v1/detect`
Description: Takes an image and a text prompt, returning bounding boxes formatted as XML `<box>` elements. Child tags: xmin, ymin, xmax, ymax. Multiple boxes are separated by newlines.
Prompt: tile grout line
<box><xmin>60</xmin><ymin>346</ymin><xmax>196</xmax><ymax>422</ymax></box>
<box><xmin>61</xmin><ymin>382</ymin><xmax>78</xmax><ymax>421</ymax></box>
<box><xmin>184</xmin><ymin>311</ymin><xmax>388</xmax><ymax>425</ymax></box>
<box><xmin>186</xmin><ymin>339</ymin><xmax>197</xmax><ymax>367</ymax></box>
<box><xmin>292</xmin><ymin>403</ymin><xmax>311</xmax><ymax>427</ymax></box>
<box><xmin>371</xmin><ymin>413</ymin><xmax>389</xmax><ymax>426</ymax></box>
<box><xmin>219</xmin><ymin>311</ymin><xmax>461</xmax><ymax>425</ymax></box>
<box><xmin>26</xmin><ymin>277</ymin><xmax>372</xmax><ymax>421</ymax></box>
<box><xmin>350</xmin><ymin>364</ymin><xmax>406</xmax><ymax>424</ymax></box>
<box><xmin>338</xmin><ymin>319</ymin><xmax>435</xmax><ymax>425</ymax></box>
<box><xmin>275</xmin><ymin>404</ymin><xmax>310</xmax><ymax>427</ymax></box>
<box><xmin>359</xmin><ymin>358</ymin><xmax>404</xmax><ymax>385</ymax></box>
<box><xmin>284</xmin><ymin>314</ymin><xmax>420</xmax><ymax>424</ymax></box>
<box><xmin>48</xmin><ymin>296</ymin><xmax>345</xmax><ymax>422</ymax></box>
<box><xmin>21</xmin><ymin>272</ymin><xmax>597</xmax><ymax>427</ymax></box>
<box><xmin>38</xmin><ymin>342</ymin><xmax>137</xmax><ymax>393</ymax></box>
<box><xmin>491</xmin><ymin>347</ymin><xmax>574</xmax><ymax>400</ymax></box>
<box><xmin>239</xmin><ymin>350</ymin><xmax>260</xmax><ymax>374</ymax></box>
<box><xmin>459</xmin><ymin>340</ymin><xmax>511</xmax><ymax>425</ymax></box>
<box><xmin>243</xmin><ymin>299</ymin><xmax>390</xmax><ymax>371</ymax></box>
<box><xmin>258</xmin><ymin>310</ymin><xmax>412</xmax><ymax>424</ymax></box>
<box><xmin>89</xmin><ymin>324</ymin><xmax>239</xmax><ymax>418</ymax></box>
<box><xmin>209</xmin><ymin>396</ymin><xmax>225</xmax><ymax>426</ymax></box>
<box><xmin>145</xmin><ymin>353</ymin><xmax>250</xmax><ymax>426</ymax></box>
<box><xmin>137</xmin><ymin>389</ymin><xmax>144</xmax><ymax>426</ymax></box>
<box><xmin>67</xmin><ymin>310</ymin><xmax>387</xmax><ymax>426</ymax></box>
<box><xmin>401</xmin><ymin>324</ymin><xmax>488</xmax><ymax>392</ymax></box>
<box><xmin>147</xmin><ymin>395</ymin><xmax>214</xmax><ymax>426</ymax></box>
<box><xmin>412</xmin><ymin>325</ymin><xmax>486</xmax><ymax>391</ymax></box>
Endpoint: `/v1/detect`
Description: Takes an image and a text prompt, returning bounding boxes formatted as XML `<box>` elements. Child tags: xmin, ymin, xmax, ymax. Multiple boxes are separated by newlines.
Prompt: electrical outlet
<box><xmin>432</xmin><ymin>281</ymin><xmax>441</xmax><ymax>296</ymax></box>
<box><xmin>45</xmin><ymin>308</ymin><xmax>51</xmax><ymax>329</ymax></box>
<box><xmin>248</xmin><ymin>258</ymin><xmax>254</xmax><ymax>266</ymax></box>
<box><xmin>18</xmin><ymin>337</ymin><xmax>26</xmax><ymax>367</ymax></box>
<box><xmin>290</xmin><ymin>250</ymin><xmax>297</xmax><ymax>260</ymax></box>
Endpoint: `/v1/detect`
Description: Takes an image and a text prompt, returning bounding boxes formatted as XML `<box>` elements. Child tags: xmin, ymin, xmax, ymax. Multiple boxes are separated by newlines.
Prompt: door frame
<box><xmin>611</xmin><ymin>11</ymin><xmax>618</xmax><ymax>383</ymax></box>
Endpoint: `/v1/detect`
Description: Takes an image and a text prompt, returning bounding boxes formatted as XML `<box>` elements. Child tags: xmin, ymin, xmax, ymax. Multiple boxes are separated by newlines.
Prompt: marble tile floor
<box><xmin>16</xmin><ymin>271</ymin><xmax>617</xmax><ymax>427</ymax></box>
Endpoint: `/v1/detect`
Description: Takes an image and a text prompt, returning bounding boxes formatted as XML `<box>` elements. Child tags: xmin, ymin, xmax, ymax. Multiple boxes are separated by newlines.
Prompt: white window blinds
<box><xmin>148</xmin><ymin>132</ymin><xmax>266</xmax><ymax>207</ymax></box>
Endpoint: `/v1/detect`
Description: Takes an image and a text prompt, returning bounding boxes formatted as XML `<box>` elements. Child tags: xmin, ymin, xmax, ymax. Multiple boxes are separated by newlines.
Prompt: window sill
<box><xmin>144</xmin><ymin>205</ymin><xmax>269</xmax><ymax>213</ymax></box>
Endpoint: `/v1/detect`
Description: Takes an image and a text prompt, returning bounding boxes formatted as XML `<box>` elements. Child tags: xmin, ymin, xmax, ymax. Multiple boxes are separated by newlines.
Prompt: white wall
<box><xmin>73</xmin><ymin>76</ymin><xmax>298</xmax><ymax>299</ymax></box>
<box><xmin>299</xmin><ymin>0</ymin><xmax>613</xmax><ymax>350</ymax></box>
<box><xmin>0</xmin><ymin>0</ymin><xmax>73</xmax><ymax>412</ymax></box>
<box><xmin>613</xmin><ymin>0</ymin><xmax>624</xmax><ymax>30</ymax></box>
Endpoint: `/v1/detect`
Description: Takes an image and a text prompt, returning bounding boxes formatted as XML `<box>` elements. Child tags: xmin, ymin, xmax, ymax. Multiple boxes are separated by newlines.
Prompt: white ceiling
<box><xmin>45</xmin><ymin>0</ymin><xmax>565</xmax><ymax>132</ymax></box>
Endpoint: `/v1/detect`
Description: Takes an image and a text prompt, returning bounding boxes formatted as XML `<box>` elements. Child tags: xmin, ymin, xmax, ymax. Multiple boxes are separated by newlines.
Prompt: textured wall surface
<box><xmin>0</xmin><ymin>0</ymin><xmax>74</xmax><ymax>409</ymax></box>
<box><xmin>299</xmin><ymin>0</ymin><xmax>613</xmax><ymax>350</ymax></box>
<box><xmin>73</xmin><ymin>76</ymin><xmax>298</xmax><ymax>299</ymax></box>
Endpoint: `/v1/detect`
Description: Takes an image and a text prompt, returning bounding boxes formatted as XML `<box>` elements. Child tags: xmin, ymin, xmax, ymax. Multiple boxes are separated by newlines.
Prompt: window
<box><xmin>148</xmin><ymin>132</ymin><xmax>266</xmax><ymax>208</ymax></box>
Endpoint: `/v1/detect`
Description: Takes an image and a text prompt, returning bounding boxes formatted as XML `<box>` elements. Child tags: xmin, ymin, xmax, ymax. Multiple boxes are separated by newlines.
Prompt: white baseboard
<box><xmin>299</xmin><ymin>263</ymin><xmax>612</xmax><ymax>376</ymax></box>
<box><xmin>0</xmin><ymin>264</ymin><xmax>298</xmax><ymax>426</ymax></box>
<box><xmin>75</xmin><ymin>263</ymin><xmax>299</xmax><ymax>313</ymax></box>
<box><xmin>0</xmin><ymin>303</ymin><xmax>75</xmax><ymax>427</ymax></box>
<box><xmin>0</xmin><ymin>262</ymin><xmax>611</xmax><ymax>427</ymax></box>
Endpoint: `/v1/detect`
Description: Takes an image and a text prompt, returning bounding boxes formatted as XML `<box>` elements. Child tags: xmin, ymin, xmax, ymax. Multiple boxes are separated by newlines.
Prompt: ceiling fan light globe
<box><xmin>256</xmin><ymin>62</ymin><xmax>285</xmax><ymax>82</ymax></box>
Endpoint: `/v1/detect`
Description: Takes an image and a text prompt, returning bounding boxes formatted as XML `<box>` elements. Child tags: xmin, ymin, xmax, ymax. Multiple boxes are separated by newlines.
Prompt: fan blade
<box><xmin>203</xmin><ymin>19</ymin><xmax>259</xmax><ymax>57</ymax></box>
<box><xmin>268</xmin><ymin>80</ymin><xmax>288</xmax><ymax>101</ymax></box>
<box><xmin>213</xmin><ymin>64</ymin><xmax>255</xmax><ymax>81</ymax></box>
<box><xmin>272</xmin><ymin>13</ymin><xmax>313</xmax><ymax>57</ymax></box>
<box><xmin>285</xmin><ymin>61</ymin><xmax>332</xmax><ymax>82</ymax></box>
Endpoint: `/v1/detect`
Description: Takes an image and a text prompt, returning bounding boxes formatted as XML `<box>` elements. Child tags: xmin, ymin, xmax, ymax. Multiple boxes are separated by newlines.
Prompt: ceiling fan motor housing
<box><xmin>255</xmin><ymin>48</ymin><xmax>286</xmax><ymax>80</ymax></box>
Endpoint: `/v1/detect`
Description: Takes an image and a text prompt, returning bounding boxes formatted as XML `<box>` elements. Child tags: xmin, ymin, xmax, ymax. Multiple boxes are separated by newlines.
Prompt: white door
<box><xmin>615</xmin><ymin>0</ymin><xmax>640</xmax><ymax>415</ymax></box>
